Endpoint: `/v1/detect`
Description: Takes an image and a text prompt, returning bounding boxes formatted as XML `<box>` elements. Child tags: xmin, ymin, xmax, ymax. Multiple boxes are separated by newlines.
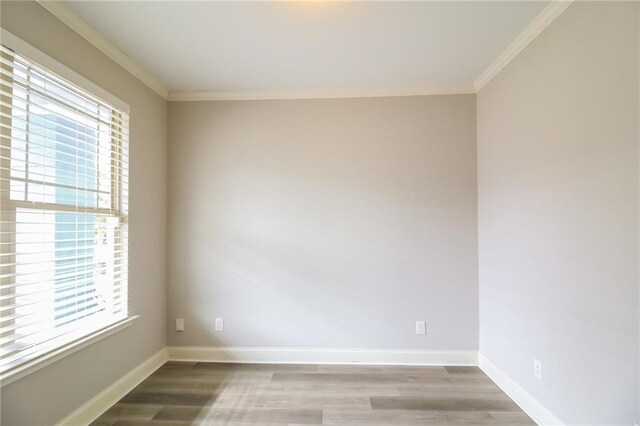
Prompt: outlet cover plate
<box><xmin>533</xmin><ymin>359</ymin><xmax>542</xmax><ymax>380</ymax></box>
<box><xmin>215</xmin><ymin>317</ymin><xmax>224</xmax><ymax>332</ymax></box>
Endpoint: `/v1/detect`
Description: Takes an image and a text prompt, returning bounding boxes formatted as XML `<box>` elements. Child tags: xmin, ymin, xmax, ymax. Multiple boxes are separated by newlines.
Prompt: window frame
<box><xmin>0</xmin><ymin>29</ymin><xmax>136</xmax><ymax>387</ymax></box>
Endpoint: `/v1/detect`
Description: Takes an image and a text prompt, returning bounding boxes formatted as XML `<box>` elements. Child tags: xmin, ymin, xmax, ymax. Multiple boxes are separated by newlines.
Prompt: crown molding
<box><xmin>36</xmin><ymin>0</ymin><xmax>170</xmax><ymax>100</ymax></box>
<box><xmin>474</xmin><ymin>0</ymin><xmax>573</xmax><ymax>92</ymax></box>
<box><xmin>35</xmin><ymin>0</ymin><xmax>572</xmax><ymax>101</ymax></box>
<box><xmin>168</xmin><ymin>86</ymin><xmax>475</xmax><ymax>102</ymax></box>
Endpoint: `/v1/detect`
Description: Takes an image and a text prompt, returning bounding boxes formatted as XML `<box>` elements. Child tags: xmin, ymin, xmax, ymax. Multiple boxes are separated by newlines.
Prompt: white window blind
<box><xmin>0</xmin><ymin>43</ymin><xmax>129</xmax><ymax>375</ymax></box>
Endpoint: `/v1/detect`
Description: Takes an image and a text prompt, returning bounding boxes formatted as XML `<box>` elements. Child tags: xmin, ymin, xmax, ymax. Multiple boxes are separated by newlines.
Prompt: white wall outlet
<box><xmin>175</xmin><ymin>318</ymin><xmax>184</xmax><ymax>332</ymax></box>
<box><xmin>533</xmin><ymin>359</ymin><xmax>542</xmax><ymax>380</ymax></box>
<box><xmin>215</xmin><ymin>317</ymin><xmax>224</xmax><ymax>332</ymax></box>
<box><xmin>416</xmin><ymin>321</ymin><xmax>426</xmax><ymax>335</ymax></box>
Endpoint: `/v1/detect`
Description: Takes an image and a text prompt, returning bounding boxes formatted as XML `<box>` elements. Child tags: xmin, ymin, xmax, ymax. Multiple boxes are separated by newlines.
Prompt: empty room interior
<box><xmin>0</xmin><ymin>1</ymin><xmax>638</xmax><ymax>425</ymax></box>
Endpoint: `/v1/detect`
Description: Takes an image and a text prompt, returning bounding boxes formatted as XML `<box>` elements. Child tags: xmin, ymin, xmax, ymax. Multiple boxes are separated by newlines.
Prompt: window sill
<box><xmin>0</xmin><ymin>316</ymin><xmax>138</xmax><ymax>387</ymax></box>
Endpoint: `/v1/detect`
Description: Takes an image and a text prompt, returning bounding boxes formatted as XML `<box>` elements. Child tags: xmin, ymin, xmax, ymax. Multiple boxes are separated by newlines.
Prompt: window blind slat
<box><xmin>0</xmin><ymin>246</ymin><xmax>129</xmax><ymax>261</ymax></box>
<box><xmin>0</xmin><ymin>53</ymin><xmax>129</xmax><ymax>124</ymax></box>
<box><xmin>1</xmin><ymin>295</ymin><xmax>127</xmax><ymax>335</ymax></box>
<box><xmin>0</xmin><ymin>100</ymin><xmax>129</xmax><ymax>145</ymax></box>
<box><xmin>0</xmin><ymin>135</ymin><xmax>129</xmax><ymax>165</ymax></box>
<box><xmin>0</xmin><ymin>264</ymin><xmax>128</xmax><ymax>286</ymax></box>
<box><xmin>0</xmin><ymin>89</ymin><xmax>129</xmax><ymax>141</ymax></box>
<box><xmin>0</xmin><ymin>280</ymin><xmax>127</xmax><ymax>314</ymax></box>
<box><xmin>0</xmin><ymin>57</ymin><xmax>130</xmax><ymax>130</ymax></box>
<box><xmin>0</xmin><ymin>299</ymin><xmax>128</xmax><ymax>347</ymax></box>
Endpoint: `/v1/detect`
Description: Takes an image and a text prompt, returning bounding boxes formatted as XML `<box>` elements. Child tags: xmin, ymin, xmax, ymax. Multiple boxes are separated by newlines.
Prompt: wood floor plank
<box><xmin>152</xmin><ymin>405</ymin><xmax>206</xmax><ymax>421</ymax></box>
<box><xmin>406</xmin><ymin>374</ymin><xmax>494</xmax><ymax>385</ymax></box>
<box><xmin>393</xmin><ymin>390</ymin><xmax>513</xmax><ymax>402</ymax></box>
<box><xmin>217</xmin><ymin>382</ymin><xmax>403</xmax><ymax>396</ymax></box>
<box><xmin>95</xmin><ymin>403</ymin><xmax>163</xmax><ymax>422</ymax></box>
<box><xmin>322</xmin><ymin>408</ymin><xmax>496</xmax><ymax>425</ymax></box>
<box><xmin>153</xmin><ymin>369</ymin><xmax>274</xmax><ymax>380</ymax></box>
<box><xmin>111</xmin><ymin>421</ymin><xmax>191</xmax><ymax>426</ymax></box>
<box><xmin>271</xmin><ymin>372</ymin><xmax>410</xmax><ymax>385</ymax></box>
<box><xmin>489</xmin><ymin>410</ymin><xmax>537</xmax><ymax>425</ymax></box>
<box><xmin>120</xmin><ymin>391</ymin><xmax>214</xmax><ymax>406</ymax></box>
<box><xmin>370</xmin><ymin>396</ymin><xmax>521</xmax><ymax>412</ymax></box>
<box><xmin>133</xmin><ymin>382</ymin><xmax>224</xmax><ymax>395</ymax></box>
<box><xmin>196</xmin><ymin>407</ymin><xmax>323</xmax><ymax>424</ymax></box>
<box><xmin>396</xmin><ymin>383</ymin><xmax>504</xmax><ymax>396</ymax></box>
<box><xmin>316</xmin><ymin>365</ymin><xmax>448</xmax><ymax>375</ymax></box>
<box><xmin>138</xmin><ymin>382</ymin><xmax>402</xmax><ymax>397</ymax></box>
<box><xmin>193</xmin><ymin>362</ymin><xmax>320</xmax><ymax>373</ymax></box>
<box><xmin>444</xmin><ymin>366</ymin><xmax>484</xmax><ymax>375</ymax></box>
<box><xmin>143</xmin><ymin>371</ymin><xmax>274</xmax><ymax>386</ymax></box>
<box><xmin>211</xmin><ymin>393</ymin><xmax>372</xmax><ymax>410</ymax></box>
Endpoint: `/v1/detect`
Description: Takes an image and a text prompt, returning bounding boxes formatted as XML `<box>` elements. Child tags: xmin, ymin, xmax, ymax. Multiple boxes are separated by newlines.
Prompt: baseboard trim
<box><xmin>167</xmin><ymin>346</ymin><xmax>477</xmax><ymax>366</ymax></box>
<box><xmin>478</xmin><ymin>353</ymin><xmax>563</xmax><ymax>426</ymax></box>
<box><xmin>57</xmin><ymin>347</ymin><xmax>168</xmax><ymax>426</ymax></box>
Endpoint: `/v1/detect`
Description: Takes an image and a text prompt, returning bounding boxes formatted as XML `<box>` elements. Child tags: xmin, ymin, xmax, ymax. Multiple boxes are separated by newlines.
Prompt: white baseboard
<box><xmin>478</xmin><ymin>353</ymin><xmax>563</xmax><ymax>426</ymax></box>
<box><xmin>57</xmin><ymin>347</ymin><xmax>168</xmax><ymax>426</ymax></box>
<box><xmin>167</xmin><ymin>346</ymin><xmax>477</xmax><ymax>366</ymax></box>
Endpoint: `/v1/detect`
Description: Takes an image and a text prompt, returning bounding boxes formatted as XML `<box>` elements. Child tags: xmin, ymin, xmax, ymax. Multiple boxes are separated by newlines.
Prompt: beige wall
<box><xmin>0</xmin><ymin>2</ymin><xmax>168</xmax><ymax>425</ymax></box>
<box><xmin>477</xmin><ymin>2</ymin><xmax>639</xmax><ymax>424</ymax></box>
<box><xmin>167</xmin><ymin>95</ymin><xmax>478</xmax><ymax>350</ymax></box>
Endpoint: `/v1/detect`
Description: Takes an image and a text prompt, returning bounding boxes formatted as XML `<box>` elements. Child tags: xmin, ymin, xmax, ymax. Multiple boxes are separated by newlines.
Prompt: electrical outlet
<box><xmin>215</xmin><ymin>317</ymin><xmax>224</xmax><ymax>332</ymax></box>
<box><xmin>175</xmin><ymin>318</ymin><xmax>184</xmax><ymax>332</ymax></box>
<box><xmin>416</xmin><ymin>321</ymin><xmax>426</xmax><ymax>335</ymax></box>
<box><xmin>533</xmin><ymin>359</ymin><xmax>542</xmax><ymax>380</ymax></box>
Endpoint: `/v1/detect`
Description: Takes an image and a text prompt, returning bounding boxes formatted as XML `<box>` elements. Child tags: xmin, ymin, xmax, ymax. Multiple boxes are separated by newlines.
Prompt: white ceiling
<box><xmin>63</xmin><ymin>1</ymin><xmax>549</xmax><ymax>97</ymax></box>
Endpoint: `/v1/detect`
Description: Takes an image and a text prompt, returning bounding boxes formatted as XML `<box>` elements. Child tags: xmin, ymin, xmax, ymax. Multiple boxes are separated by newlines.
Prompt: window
<box><xmin>0</xmin><ymin>41</ymin><xmax>129</xmax><ymax>376</ymax></box>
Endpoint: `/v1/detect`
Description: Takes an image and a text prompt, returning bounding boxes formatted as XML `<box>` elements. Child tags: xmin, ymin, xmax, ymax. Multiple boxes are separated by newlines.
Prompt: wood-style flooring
<box><xmin>91</xmin><ymin>362</ymin><xmax>534</xmax><ymax>425</ymax></box>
